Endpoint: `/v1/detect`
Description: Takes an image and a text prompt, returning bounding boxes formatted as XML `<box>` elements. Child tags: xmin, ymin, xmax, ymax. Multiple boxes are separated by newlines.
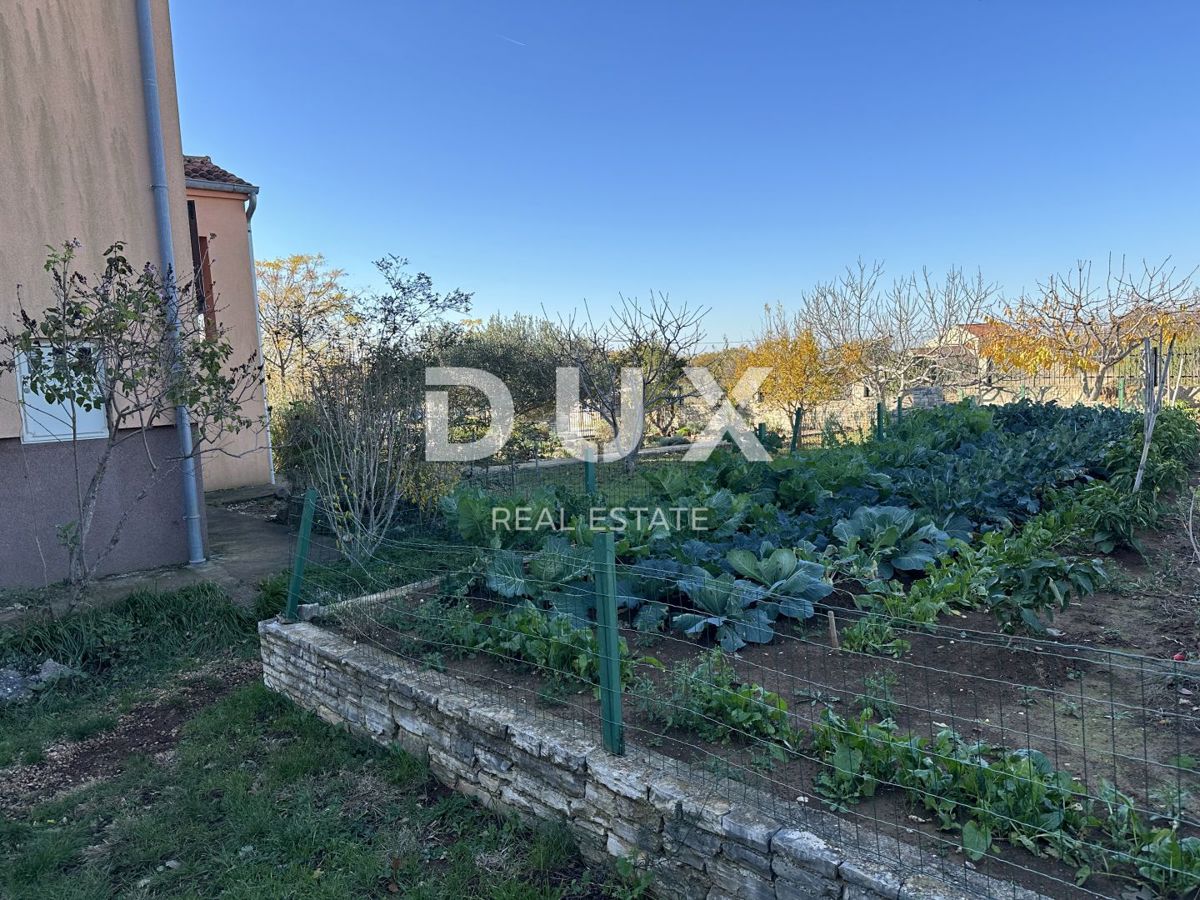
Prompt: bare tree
<box><xmin>985</xmin><ymin>258</ymin><xmax>1198</xmax><ymax>402</ymax></box>
<box><xmin>797</xmin><ymin>261</ymin><xmax>996</xmax><ymax>404</ymax></box>
<box><xmin>300</xmin><ymin>257</ymin><xmax>469</xmax><ymax>563</ymax></box>
<box><xmin>554</xmin><ymin>293</ymin><xmax>708</xmax><ymax>469</ymax></box>
<box><xmin>305</xmin><ymin>352</ymin><xmax>426</xmax><ymax>562</ymax></box>
<box><xmin>0</xmin><ymin>241</ymin><xmax>259</xmax><ymax>605</ymax></box>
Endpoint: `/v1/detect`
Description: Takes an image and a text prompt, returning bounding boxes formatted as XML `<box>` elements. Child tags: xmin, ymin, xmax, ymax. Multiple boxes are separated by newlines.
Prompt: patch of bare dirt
<box><xmin>0</xmin><ymin>658</ymin><xmax>260</xmax><ymax>812</ymax></box>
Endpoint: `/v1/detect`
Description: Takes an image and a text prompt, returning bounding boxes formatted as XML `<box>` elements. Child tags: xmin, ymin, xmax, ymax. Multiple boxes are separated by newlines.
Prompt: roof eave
<box><xmin>185</xmin><ymin>177</ymin><xmax>258</xmax><ymax>196</ymax></box>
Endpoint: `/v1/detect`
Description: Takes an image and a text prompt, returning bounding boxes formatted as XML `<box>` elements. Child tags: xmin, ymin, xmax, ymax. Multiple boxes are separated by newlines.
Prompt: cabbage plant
<box><xmin>726</xmin><ymin>542</ymin><xmax>831</xmax><ymax>621</ymax></box>
<box><xmin>832</xmin><ymin>506</ymin><xmax>949</xmax><ymax>580</ymax></box>
<box><xmin>672</xmin><ymin>567</ymin><xmax>772</xmax><ymax>652</ymax></box>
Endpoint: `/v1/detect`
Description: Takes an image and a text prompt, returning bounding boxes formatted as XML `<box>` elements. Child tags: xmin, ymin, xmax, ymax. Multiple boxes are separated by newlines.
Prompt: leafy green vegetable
<box><xmin>632</xmin><ymin>600</ymin><xmax>669</xmax><ymax>633</ymax></box>
<box><xmin>833</xmin><ymin>506</ymin><xmax>949</xmax><ymax>580</ymax></box>
<box><xmin>529</xmin><ymin>535</ymin><xmax>591</xmax><ymax>587</ymax></box>
<box><xmin>543</xmin><ymin>583</ymin><xmax>593</xmax><ymax>628</ymax></box>
<box><xmin>726</xmin><ymin>542</ymin><xmax>830</xmax><ymax>621</ymax></box>
<box><xmin>839</xmin><ymin>615</ymin><xmax>910</xmax><ymax>658</ymax></box>
<box><xmin>485</xmin><ymin>549</ymin><xmax>529</xmax><ymax>598</ymax></box>
<box><xmin>482</xmin><ymin>603</ymin><xmax>644</xmax><ymax>687</ymax></box>
<box><xmin>960</xmin><ymin>819</ymin><xmax>992</xmax><ymax>861</ymax></box>
<box><xmin>976</xmin><ymin>529</ymin><xmax>1106</xmax><ymax>634</ymax></box>
<box><xmin>812</xmin><ymin>709</ymin><xmax>1090</xmax><ymax>863</ymax></box>
<box><xmin>632</xmin><ymin>649</ymin><xmax>797</xmax><ymax>747</ymax></box>
<box><xmin>812</xmin><ymin>708</ymin><xmax>1200</xmax><ymax>894</ymax></box>
<box><xmin>673</xmin><ymin>567</ymin><xmax>773</xmax><ymax>652</ymax></box>
<box><xmin>442</xmin><ymin>486</ymin><xmax>574</xmax><ymax>549</ymax></box>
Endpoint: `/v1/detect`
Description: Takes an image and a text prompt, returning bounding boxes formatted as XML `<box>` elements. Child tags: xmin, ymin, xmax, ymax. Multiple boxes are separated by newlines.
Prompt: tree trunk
<box><xmin>1133</xmin><ymin>337</ymin><xmax>1175</xmax><ymax>493</ymax></box>
<box><xmin>1086</xmin><ymin>364</ymin><xmax>1113</xmax><ymax>403</ymax></box>
<box><xmin>65</xmin><ymin>442</ymin><xmax>115</xmax><ymax>611</ymax></box>
<box><xmin>623</xmin><ymin>431</ymin><xmax>644</xmax><ymax>474</ymax></box>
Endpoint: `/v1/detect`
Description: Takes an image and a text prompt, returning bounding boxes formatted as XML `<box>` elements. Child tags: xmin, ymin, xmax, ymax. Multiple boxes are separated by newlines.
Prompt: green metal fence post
<box><xmin>1118</xmin><ymin>376</ymin><xmax>1126</xmax><ymax>411</ymax></box>
<box><xmin>285</xmin><ymin>487</ymin><xmax>318</xmax><ymax>620</ymax></box>
<box><xmin>895</xmin><ymin>395</ymin><xmax>902</xmax><ymax>422</ymax></box>
<box><xmin>790</xmin><ymin>408</ymin><xmax>802</xmax><ymax>453</ymax></box>
<box><xmin>592</xmin><ymin>531</ymin><xmax>625</xmax><ymax>755</ymax></box>
<box><xmin>876</xmin><ymin>401</ymin><xmax>885</xmax><ymax>439</ymax></box>
<box><xmin>757</xmin><ymin>422</ymin><xmax>767</xmax><ymax>446</ymax></box>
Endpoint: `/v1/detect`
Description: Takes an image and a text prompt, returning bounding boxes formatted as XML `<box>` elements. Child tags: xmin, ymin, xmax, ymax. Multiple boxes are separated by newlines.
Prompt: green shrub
<box><xmin>269</xmin><ymin>399</ymin><xmax>320</xmax><ymax>485</ymax></box>
<box><xmin>0</xmin><ymin>584</ymin><xmax>252</xmax><ymax>674</ymax></box>
<box><xmin>812</xmin><ymin>709</ymin><xmax>1200</xmax><ymax>893</ymax></box>
<box><xmin>839</xmin><ymin>616</ymin><xmax>910</xmax><ymax>658</ymax></box>
<box><xmin>254</xmin><ymin>573</ymin><xmax>289</xmax><ymax>620</ymax></box>
<box><xmin>633</xmin><ymin>649</ymin><xmax>796</xmax><ymax>748</ymax></box>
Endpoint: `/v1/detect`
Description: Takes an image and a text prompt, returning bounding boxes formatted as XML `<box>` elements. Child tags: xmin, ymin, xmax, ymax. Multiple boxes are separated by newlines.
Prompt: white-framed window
<box><xmin>16</xmin><ymin>344</ymin><xmax>108</xmax><ymax>444</ymax></box>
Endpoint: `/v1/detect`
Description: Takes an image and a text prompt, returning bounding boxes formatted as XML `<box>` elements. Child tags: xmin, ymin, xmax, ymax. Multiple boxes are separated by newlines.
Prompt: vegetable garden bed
<box><xmin>297</xmin><ymin>400</ymin><xmax>1200</xmax><ymax>899</ymax></box>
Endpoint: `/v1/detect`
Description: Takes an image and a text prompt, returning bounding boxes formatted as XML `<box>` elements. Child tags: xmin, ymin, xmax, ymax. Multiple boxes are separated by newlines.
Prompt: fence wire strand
<box><xmin>277</xmin><ymin>382</ymin><xmax>1200</xmax><ymax>900</ymax></box>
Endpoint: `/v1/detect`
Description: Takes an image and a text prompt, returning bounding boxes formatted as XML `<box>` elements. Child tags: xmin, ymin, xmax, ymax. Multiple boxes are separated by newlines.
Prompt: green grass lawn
<box><xmin>0</xmin><ymin>586</ymin><xmax>637</xmax><ymax>900</ymax></box>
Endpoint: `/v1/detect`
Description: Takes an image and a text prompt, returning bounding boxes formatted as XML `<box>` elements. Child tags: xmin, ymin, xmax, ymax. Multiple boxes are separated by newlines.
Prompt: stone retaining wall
<box><xmin>260</xmin><ymin>619</ymin><xmax>1046</xmax><ymax>900</ymax></box>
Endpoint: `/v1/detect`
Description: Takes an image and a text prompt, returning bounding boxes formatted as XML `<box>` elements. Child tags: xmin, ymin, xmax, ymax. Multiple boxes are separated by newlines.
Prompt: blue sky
<box><xmin>172</xmin><ymin>1</ymin><xmax>1200</xmax><ymax>342</ymax></box>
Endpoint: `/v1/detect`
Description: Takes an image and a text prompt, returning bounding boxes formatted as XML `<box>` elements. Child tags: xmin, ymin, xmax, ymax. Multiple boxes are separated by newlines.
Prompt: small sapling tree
<box><xmin>0</xmin><ymin>241</ymin><xmax>260</xmax><ymax>606</ymax></box>
<box><xmin>301</xmin><ymin>256</ymin><xmax>470</xmax><ymax>563</ymax></box>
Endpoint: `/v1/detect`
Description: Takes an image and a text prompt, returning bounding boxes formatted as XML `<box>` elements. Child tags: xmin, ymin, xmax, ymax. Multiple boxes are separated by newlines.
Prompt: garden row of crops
<box><xmin>331</xmin><ymin>400</ymin><xmax>1200</xmax><ymax>897</ymax></box>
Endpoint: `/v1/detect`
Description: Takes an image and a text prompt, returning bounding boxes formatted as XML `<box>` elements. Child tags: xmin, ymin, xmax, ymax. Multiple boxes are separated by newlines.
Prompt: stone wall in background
<box><xmin>259</xmin><ymin>619</ymin><xmax>1045</xmax><ymax>900</ymax></box>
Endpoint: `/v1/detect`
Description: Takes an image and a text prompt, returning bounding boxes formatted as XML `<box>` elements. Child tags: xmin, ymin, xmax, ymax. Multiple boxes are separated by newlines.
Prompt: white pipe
<box><xmin>135</xmin><ymin>0</ymin><xmax>205</xmax><ymax>564</ymax></box>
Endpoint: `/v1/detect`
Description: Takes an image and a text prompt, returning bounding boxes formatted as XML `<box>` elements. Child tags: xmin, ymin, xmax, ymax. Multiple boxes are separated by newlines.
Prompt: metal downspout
<box><xmin>135</xmin><ymin>0</ymin><xmax>205</xmax><ymax>564</ymax></box>
<box><xmin>245</xmin><ymin>189</ymin><xmax>276</xmax><ymax>483</ymax></box>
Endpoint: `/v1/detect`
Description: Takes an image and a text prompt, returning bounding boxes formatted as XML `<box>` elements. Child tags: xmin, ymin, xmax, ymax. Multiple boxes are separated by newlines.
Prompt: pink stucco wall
<box><xmin>0</xmin><ymin>0</ymin><xmax>203</xmax><ymax>584</ymax></box>
<box><xmin>0</xmin><ymin>0</ymin><xmax>193</xmax><ymax>440</ymax></box>
<box><xmin>188</xmin><ymin>187</ymin><xmax>273</xmax><ymax>490</ymax></box>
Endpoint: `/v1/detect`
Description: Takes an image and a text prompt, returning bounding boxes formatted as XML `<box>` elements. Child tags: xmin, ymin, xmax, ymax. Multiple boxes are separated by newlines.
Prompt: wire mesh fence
<box><xmin>273</xmin><ymin>382</ymin><xmax>1200</xmax><ymax>899</ymax></box>
<box><xmin>282</xmin><ymin>524</ymin><xmax>1200</xmax><ymax>897</ymax></box>
<box><xmin>282</xmin><ymin>352</ymin><xmax>1200</xmax><ymax>533</ymax></box>
<box><xmin>278</xmin><ymin>349</ymin><xmax>1200</xmax><ymax>536</ymax></box>
<box><xmin>606</xmin><ymin>560</ymin><xmax>1199</xmax><ymax>899</ymax></box>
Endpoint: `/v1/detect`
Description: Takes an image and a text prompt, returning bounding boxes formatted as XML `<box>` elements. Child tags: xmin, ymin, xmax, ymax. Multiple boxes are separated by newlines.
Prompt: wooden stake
<box><xmin>827</xmin><ymin>610</ymin><xmax>840</xmax><ymax>650</ymax></box>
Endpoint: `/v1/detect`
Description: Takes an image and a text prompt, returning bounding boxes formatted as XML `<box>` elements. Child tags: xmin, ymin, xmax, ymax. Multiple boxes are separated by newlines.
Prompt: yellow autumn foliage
<box><xmin>736</xmin><ymin>304</ymin><xmax>854</xmax><ymax>420</ymax></box>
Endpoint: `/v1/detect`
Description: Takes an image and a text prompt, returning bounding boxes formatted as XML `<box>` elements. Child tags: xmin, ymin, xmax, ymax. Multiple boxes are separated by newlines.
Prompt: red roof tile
<box><xmin>961</xmin><ymin>322</ymin><xmax>999</xmax><ymax>340</ymax></box>
<box><xmin>183</xmin><ymin>155</ymin><xmax>255</xmax><ymax>190</ymax></box>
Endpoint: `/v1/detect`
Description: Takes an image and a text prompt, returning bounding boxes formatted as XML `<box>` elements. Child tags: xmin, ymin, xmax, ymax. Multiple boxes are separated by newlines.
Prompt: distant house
<box><xmin>944</xmin><ymin>322</ymin><xmax>1000</xmax><ymax>355</ymax></box>
<box><xmin>0</xmin><ymin>0</ymin><xmax>270</xmax><ymax>588</ymax></box>
<box><xmin>184</xmin><ymin>156</ymin><xmax>274</xmax><ymax>490</ymax></box>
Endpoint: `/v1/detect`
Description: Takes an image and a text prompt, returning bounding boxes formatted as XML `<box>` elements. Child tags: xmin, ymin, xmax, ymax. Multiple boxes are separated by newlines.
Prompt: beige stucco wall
<box><xmin>0</xmin><ymin>0</ymin><xmax>191</xmax><ymax>440</ymax></box>
<box><xmin>188</xmin><ymin>187</ymin><xmax>273</xmax><ymax>490</ymax></box>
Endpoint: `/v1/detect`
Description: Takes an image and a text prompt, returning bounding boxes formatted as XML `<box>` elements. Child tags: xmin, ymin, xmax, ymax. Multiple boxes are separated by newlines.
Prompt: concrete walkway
<box><xmin>0</xmin><ymin>487</ymin><xmax>337</xmax><ymax>625</ymax></box>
